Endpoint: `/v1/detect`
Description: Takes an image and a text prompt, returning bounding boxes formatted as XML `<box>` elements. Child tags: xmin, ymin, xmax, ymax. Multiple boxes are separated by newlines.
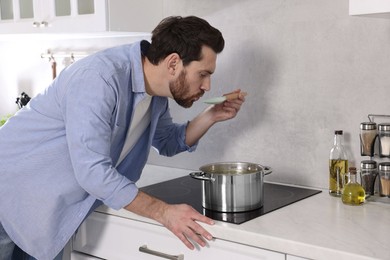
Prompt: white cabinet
<box><xmin>70</xmin><ymin>251</ymin><xmax>101</xmax><ymax>260</ymax></box>
<box><xmin>349</xmin><ymin>0</ymin><xmax>390</xmax><ymax>18</ymax></box>
<box><xmin>0</xmin><ymin>0</ymin><xmax>163</xmax><ymax>34</ymax></box>
<box><xmin>0</xmin><ymin>0</ymin><xmax>102</xmax><ymax>33</ymax></box>
<box><xmin>72</xmin><ymin>212</ymin><xmax>285</xmax><ymax>260</ymax></box>
<box><xmin>286</xmin><ymin>255</ymin><xmax>309</xmax><ymax>260</ymax></box>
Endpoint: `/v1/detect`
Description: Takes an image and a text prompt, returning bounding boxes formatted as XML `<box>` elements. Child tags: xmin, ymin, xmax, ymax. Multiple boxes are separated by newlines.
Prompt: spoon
<box><xmin>203</xmin><ymin>92</ymin><xmax>247</xmax><ymax>104</ymax></box>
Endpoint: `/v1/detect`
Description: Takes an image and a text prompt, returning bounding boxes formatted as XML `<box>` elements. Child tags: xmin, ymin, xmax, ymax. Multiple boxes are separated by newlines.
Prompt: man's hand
<box><xmin>207</xmin><ymin>89</ymin><xmax>246</xmax><ymax>123</ymax></box>
<box><xmin>157</xmin><ymin>203</ymin><xmax>214</xmax><ymax>250</ymax></box>
<box><xmin>185</xmin><ymin>89</ymin><xmax>246</xmax><ymax>146</ymax></box>
<box><xmin>125</xmin><ymin>191</ymin><xmax>214</xmax><ymax>250</ymax></box>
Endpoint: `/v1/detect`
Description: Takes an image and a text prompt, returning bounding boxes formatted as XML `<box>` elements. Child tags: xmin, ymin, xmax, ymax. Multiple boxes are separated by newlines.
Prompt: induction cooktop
<box><xmin>140</xmin><ymin>175</ymin><xmax>321</xmax><ymax>224</ymax></box>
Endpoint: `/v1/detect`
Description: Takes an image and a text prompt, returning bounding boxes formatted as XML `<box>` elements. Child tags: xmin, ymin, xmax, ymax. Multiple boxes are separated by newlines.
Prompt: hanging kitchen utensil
<box><xmin>50</xmin><ymin>55</ymin><xmax>57</xmax><ymax>79</ymax></box>
<box><xmin>15</xmin><ymin>92</ymin><xmax>31</xmax><ymax>109</ymax></box>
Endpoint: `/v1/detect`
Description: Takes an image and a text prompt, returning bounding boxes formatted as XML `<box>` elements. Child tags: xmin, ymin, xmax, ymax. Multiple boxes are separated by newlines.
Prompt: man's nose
<box><xmin>201</xmin><ymin>78</ymin><xmax>211</xmax><ymax>91</ymax></box>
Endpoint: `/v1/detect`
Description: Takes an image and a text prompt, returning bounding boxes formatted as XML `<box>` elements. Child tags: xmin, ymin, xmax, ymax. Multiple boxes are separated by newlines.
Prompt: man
<box><xmin>0</xmin><ymin>16</ymin><xmax>246</xmax><ymax>259</ymax></box>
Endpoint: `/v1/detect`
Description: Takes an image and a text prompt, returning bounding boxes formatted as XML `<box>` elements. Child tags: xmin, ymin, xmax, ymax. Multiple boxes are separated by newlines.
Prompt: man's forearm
<box><xmin>124</xmin><ymin>190</ymin><xmax>168</xmax><ymax>223</ymax></box>
<box><xmin>185</xmin><ymin>109</ymin><xmax>216</xmax><ymax>147</ymax></box>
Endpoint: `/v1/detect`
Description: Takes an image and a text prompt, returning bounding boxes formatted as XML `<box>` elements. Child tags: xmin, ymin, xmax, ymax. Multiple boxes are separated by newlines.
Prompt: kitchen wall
<box><xmin>150</xmin><ymin>0</ymin><xmax>390</xmax><ymax>189</ymax></box>
<box><xmin>1</xmin><ymin>0</ymin><xmax>389</xmax><ymax>190</ymax></box>
<box><xmin>0</xmin><ymin>34</ymin><xmax>149</xmax><ymax>112</ymax></box>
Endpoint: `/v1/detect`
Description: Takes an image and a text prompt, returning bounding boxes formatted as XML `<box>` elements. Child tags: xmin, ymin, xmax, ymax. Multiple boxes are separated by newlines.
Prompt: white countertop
<box><xmin>96</xmin><ymin>164</ymin><xmax>390</xmax><ymax>260</ymax></box>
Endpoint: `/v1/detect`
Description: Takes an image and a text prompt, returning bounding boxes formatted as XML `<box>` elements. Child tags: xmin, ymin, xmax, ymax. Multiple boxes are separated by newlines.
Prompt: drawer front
<box><xmin>73</xmin><ymin>212</ymin><xmax>284</xmax><ymax>260</ymax></box>
<box><xmin>70</xmin><ymin>251</ymin><xmax>103</xmax><ymax>260</ymax></box>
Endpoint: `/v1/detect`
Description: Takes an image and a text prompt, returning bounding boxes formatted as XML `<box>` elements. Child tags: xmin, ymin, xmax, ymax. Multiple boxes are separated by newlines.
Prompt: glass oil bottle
<box><xmin>329</xmin><ymin>130</ymin><xmax>348</xmax><ymax>196</ymax></box>
<box><xmin>342</xmin><ymin>167</ymin><xmax>366</xmax><ymax>206</ymax></box>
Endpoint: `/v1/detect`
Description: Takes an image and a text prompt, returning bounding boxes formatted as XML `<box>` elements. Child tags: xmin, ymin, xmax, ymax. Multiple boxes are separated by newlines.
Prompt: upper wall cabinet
<box><xmin>349</xmin><ymin>0</ymin><xmax>390</xmax><ymax>18</ymax></box>
<box><xmin>0</xmin><ymin>0</ymin><xmax>164</xmax><ymax>34</ymax></box>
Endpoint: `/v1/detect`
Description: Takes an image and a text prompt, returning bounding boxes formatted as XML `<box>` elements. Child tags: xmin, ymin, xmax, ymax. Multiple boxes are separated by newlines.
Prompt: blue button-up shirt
<box><xmin>0</xmin><ymin>41</ymin><xmax>196</xmax><ymax>259</ymax></box>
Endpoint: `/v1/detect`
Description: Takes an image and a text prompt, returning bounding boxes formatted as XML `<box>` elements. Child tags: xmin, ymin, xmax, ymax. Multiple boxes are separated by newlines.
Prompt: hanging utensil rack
<box><xmin>40</xmin><ymin>50</ymin><xmax>90</xmax><ymax>61</ymax></box>
<box><xmin>41</xmin><ymin>49</ymin><xmax>91</xmax><ymax>79</ymax></box>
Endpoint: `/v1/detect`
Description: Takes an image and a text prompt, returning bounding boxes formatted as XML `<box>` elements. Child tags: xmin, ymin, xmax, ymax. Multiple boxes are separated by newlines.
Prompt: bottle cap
<box><xmin>360</xmin><ymin>122</ymin><xmax>377</xmax><ymax>130</ymax></box>
<box><xmin>378</xmin><ymin>123</ymin><xmax>390</xmax><ymax>132</ymax></box>
<box><xmin>378</xmin><ymin>162</ymin><xmax>390</xmax><ymax>172</ymax></box>
<box><xmin>349</xmin><ymin>167</ymin><xmax>357</xmax><ymax>175</ymax></box>
<box><xmin>360</xmin><ymin>160</ymin><xmax>377</xmax><ymax>169</ymax></box>
<box><xmin>335</xmin><ymin>130</ymin><xmax>343</xmax><ymax>135</ymax></box>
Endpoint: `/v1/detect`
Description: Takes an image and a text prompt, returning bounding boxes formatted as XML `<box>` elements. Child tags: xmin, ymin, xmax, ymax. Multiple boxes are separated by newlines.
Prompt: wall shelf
<box><xmin>349</xmin><ymin>0</ymin><xmax>390</xmax><ymax>18</ymax></box>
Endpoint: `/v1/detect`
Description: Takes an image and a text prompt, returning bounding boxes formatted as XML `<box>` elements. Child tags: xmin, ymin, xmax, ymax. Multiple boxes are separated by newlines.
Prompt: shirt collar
<box><xmin>130</xmin><ymin>40</ymin><xmax>150</xmax><ymax>94</ymax></box>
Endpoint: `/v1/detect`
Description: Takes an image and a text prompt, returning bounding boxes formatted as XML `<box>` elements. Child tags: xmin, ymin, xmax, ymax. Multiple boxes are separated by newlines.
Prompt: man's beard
<box><xmin>169</xmin><ymin>70</ymin><xmax>204</xmax><ymax>108</ymax></box>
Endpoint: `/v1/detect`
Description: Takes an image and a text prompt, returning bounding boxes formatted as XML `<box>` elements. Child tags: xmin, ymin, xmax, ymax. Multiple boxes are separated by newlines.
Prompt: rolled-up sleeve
<box><xmin>59</xmin><ymin>68</ymin><xmax>137</xmax><ymax>210</ymax></box>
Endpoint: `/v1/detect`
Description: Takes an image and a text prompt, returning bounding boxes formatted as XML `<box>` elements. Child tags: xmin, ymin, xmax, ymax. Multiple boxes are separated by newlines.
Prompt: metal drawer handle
<box><xmin>139</xmin><ymin>245</ymin><xmax>184</xmax><ymax>260</ymax></box>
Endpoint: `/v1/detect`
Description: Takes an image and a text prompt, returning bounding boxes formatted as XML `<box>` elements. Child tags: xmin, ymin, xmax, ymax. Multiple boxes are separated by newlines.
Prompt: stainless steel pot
<box><xmin>190</xmin><ymin>162</ymin><xmax>272</xmax><ymax>212</ymax></box>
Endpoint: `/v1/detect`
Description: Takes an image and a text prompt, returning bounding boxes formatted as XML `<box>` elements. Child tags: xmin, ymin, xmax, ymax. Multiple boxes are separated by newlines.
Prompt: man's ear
<box><xmin>166</xmin><ymin>53</ymin><xmax>182</xmax><ymax>76</ymax></box>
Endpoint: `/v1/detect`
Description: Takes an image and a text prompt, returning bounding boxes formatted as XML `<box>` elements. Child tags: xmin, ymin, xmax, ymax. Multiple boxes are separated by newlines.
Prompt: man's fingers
<box><xmin>176</xmin><ymin>231</ymin><xmax>196</xmax><ymax>250</ymax></box>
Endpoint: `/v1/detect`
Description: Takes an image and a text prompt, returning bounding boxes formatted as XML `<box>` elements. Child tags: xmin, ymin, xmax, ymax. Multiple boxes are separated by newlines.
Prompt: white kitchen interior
<box><xmin>0</xmin><ymin>0</ymin><xmax>389</xmax><ymax>260</ymax></box>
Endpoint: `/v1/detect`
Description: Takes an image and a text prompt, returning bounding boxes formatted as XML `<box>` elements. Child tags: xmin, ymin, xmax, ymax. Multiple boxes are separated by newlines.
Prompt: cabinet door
<box><xmin>43</xmin><ymin>0</ymin><xmax>107</xmax><ymax>33</ymax></box>
<box><xmin>286</xmin><ymin>255</ymin><xmax>309</xmax><ymax>260</ymax></box>
<box><xmin>70</xmin><ymin>251</ymin><xmax>102</xmax><ymax>260</ymax></box>
<box><xmin>0</xmin><ymin>0</ymin><xmax>39</xmax><ymax>33</ymax></box>
<box><xmin>73</xmin><ymin>212</ymin><xmax>285</xmax><ymax>260</ymax></box>
<box><xmin>0</xmin><ymin>0</ymin><xmax>105</xmax><ymax>33</ymax></box>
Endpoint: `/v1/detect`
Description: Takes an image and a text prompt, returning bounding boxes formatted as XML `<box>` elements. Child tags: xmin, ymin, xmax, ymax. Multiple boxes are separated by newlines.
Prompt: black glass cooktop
<box><xmin>140</xmin><ymin>175</ymin><xmax>321</xmax><ymax>224</ymax></box>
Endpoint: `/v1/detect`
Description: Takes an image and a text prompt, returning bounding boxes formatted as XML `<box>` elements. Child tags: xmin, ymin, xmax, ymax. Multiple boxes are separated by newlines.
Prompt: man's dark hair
<box><xmin>146</xmin><ymin>16</ymin><xmax>225</xmax><ymax>66</ymax></box>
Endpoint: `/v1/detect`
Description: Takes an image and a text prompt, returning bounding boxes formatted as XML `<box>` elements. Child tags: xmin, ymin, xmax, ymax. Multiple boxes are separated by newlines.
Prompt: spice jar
<box><xmin>360</xmin><ymin>122</ymin><xmax>377</xmax><ymax>157</ymax></box>
<box><xmin>378</xmin><ymin>162</ymin><xmax>390</xmax><ymax>197</ymax></box>
<box><xmin>378</xmin><ymin>123</ymin><xmax>390</xmax><ymax>158</ymax></box>
<box><xmin>360</xmin><ymin>160</ymin><xmax>377</xmax><ymax>196</ymax></box>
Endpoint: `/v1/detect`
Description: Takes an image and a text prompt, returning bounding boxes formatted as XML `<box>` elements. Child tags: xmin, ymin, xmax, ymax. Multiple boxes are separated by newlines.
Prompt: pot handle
<box><xmin>263</xmin><ymin>166</ymin><xmax>272</xmax><ymax>175</ymax></box>
<box><xmin>189</xmin><ymin>171</ymin><xmax>215</xmax><ymax>181</ymax></box>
